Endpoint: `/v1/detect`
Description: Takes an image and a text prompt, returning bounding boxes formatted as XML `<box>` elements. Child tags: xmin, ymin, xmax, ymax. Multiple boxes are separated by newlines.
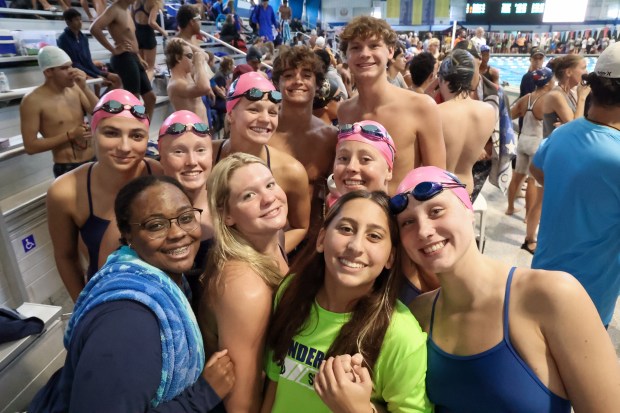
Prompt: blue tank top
<box><xmin>426</xmin><ymin>267</ymin><xmax>571</xmax><ymax>413</ymax></box>
<box><xmin>79</xmin><ymin>161</ymin><xmax>152</xmax><ymax>278</ymax></box>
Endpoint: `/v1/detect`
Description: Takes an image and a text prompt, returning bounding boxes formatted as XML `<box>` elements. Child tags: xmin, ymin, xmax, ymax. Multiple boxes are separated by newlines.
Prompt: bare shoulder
<box><xmin>310</xmin><ymin>116</ymin><xmax>338</xmax><ymax>144</ymax></box>
<box><xmin>217</xmin><ymin>260</ymin><xmax>273</xmax><ymax>306</ymax></box>
<box><xmin>21</xmin><ymin>86</ymin><xmax>45</xmax><ymax>108</ymax></box>
<box><xmin>337</xmin><ymin>94</ymin><xmax>359</xmax><ymax>121</ymax></box>
<box><xmin>145</xmin><ymin>158</ymin><xmax>163</xmax><ymax>174</ymax></box>
<box><xmin>47</xmin><ymin>163</ymin><xmax>90</xmax><ymax>207</ymax></box>
<box><xmin>211</xmin><ymin>139</ymin><xmax>225</xmax><ymax>163</ymax></box>
<box><xmin>269</xmin><ymin>146</ymin><xmax>308</xmax><ymax>183</ymax></box>
<box><xmin>408</xmin><ymin>290</ymin><xmax>438</xmax><ymax>332</ymax></box>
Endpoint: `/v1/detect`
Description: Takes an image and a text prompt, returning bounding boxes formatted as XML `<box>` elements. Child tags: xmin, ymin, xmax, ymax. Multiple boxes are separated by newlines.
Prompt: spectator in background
<box><xmin>409</xmin><ymin>52</ymin><xmax>437</xmax><ymax>94</ymax></box>
<box><xmin>252</xmin><ymin>0</ymin><xmax>278</xmax><ymax>42</ymax></box>
<box><xmin>20</xmin><ymin>46</ymin><xmax>99</xmax><ymax>178</ymax></box>
<box><xmin>58</xmin><ymin>8</ymin><xmax>122</xmax><ymax>90</ymax></box>
<box><xmin>387</xmin><ymin>46</ymin><xmax>408</xmax><ymax>89</ymax></box>
<box><xmin>315</xmin><ymin>48</ymin><xmax>348</xmax><ymax>100</ymax></box>
<box><xmin>211</xmin><ymin>56</ymin><xmax>234</xmax><ymax>132</ymax></box>
<box><xmin>219</xmin><ymin>14</ymin><xmax>240</xmax><ymax>45</ymax></box>
<box><xmin>165</xmin><ymin>38</ymin><xmax>214</xmax><ymax>124</ymax></box>
<box><xmin>176</xmin><ymin>4</ymin><xmax>203</xmax><ymax>46</ymax></box>
<box><xmin>428</xmin><ymin>37</ymin><xmax>440</xmax><ymax>59</ymax></box>
<box><xmin>90</xmin><ymin>0</ymin><xmax>156</xmax><ymax>120</ymax></box>
<box><xmin>422</xmin><ymin>32</ymin><xmax>432</xmax><ymax>51</ymax></box>
<box><xmin>278</xmin><ymin>0</ymin><xmax>292</xmax><ymax>44</ymax></box>
<box><xmin>245</xmin><ymin>46</ymin><xmax>263</xmax><ymax>71</ymax></box>
<box><xmin>479</xmin><ymin>44</ymin><xmax>500</xmax><ymax>85</ymax></box>
<box><xmin>131</xmin><ymin>0</ymin><xmax>168</xmax><ymax>80</ymax></box>
<box><xmin>472</xmin><ymin>26</ymin><xmax>486</xmax><ymax>49</ymax></box>
<box><xmin>210</xmin><ymin>0</ymin><xmax>223</xmax><ymax>19</ymax></box>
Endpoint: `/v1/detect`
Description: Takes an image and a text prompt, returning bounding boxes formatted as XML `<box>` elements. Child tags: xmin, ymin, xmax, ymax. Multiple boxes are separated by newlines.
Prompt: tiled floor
<box><xmin>478</xmin><ymin>182</ymin><xmax>620</xmax><ymax>359</ymax></box>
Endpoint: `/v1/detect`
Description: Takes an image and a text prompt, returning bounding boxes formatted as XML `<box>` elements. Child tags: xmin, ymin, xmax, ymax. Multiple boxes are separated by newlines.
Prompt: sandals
<box><xmin>520</xmin><ymin>239</ymin><xmax>537</xmax><ymax>255</ymax></box>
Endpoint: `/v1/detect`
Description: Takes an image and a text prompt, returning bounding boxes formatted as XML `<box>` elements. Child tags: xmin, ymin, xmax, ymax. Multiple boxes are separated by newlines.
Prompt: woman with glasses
<box><xmin>262</xmin><ymin>191</ymin><xmax>431</xmax><ymax>413</ymax></box>
<box><xmin>213</xmin><ymin>71</ymin><xmax>310</xmax><ymax>253</ymax></box>
<box><xmin>158</xmin><ymin>110</ymin><xmax>215</xmax><ymax>304</ymax></box>
<box><xmin>326</xmin><ymin>120</ymin><xmax>395</xmax><ymax>208</ymax></box>
<box><xmin>393</xmin><ymin>166</ymin><xmax>620</xmax><ymax>412</ymax></box>
<box><xmin>30</xmin><ymin>175</ymin><xmax>234</xmax><ymax>412</ymax></box>
<box><xmin>199</xmin><ymin>153</ymin><xmax>289</xmax><ymax>412</ymax></box>
<box><xmin>46</xmin><ymin>89</ymin><xmax>163</xmax><ymax>302</ymax></box>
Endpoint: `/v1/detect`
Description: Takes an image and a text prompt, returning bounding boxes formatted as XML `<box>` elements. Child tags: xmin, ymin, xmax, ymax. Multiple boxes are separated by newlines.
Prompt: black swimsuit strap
<box><xmin>86</xmin><ymin>163</ymin><xmax>95</xmax><ymax>215</ymax></box>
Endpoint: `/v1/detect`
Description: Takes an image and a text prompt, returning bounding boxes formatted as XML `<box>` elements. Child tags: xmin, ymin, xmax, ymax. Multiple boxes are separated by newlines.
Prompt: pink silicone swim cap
<box><xmin>396</xmin><ymin>166</ymin><xmax>473</xmax><ymax>210</ymax></box>
<box><xmin>337</xmin><ymin>120</ymin><xmax>396</xmax><ymax>170</ymax></box>
<box><xmin>226</xmin><ymin>72</ymin><xmax>276</xmax><ymax>113</ymax></box>
<box><xmin>158</xmin><ymin>110</ymin><xmax>208</xmax><ymax>143</ymax></box>
<box><xmin>91</xmin><ymin>89</ymin><xmax>150</xmax><ymax>133</ymax></box>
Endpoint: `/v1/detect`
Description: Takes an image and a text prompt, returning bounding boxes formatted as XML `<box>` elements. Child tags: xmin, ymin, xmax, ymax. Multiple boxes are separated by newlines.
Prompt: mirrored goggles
<box><xmin>158</xmin><ymin>122</ymin><xmax>211</xmax><ymax>139</ymax></box>
<box><xmin>93</xmin><ymin>100</ymin><xmax>148</xmax><ymax>120</ymax></box>
<box><xmin>389</xmin><ymin>178</ymin><xmax>466</xmax><ymax>215</ymax></box>
<box><xmin>227</xmin><ymin>87</ymin><xmax>282</xmax><ymax>104</ymax></box>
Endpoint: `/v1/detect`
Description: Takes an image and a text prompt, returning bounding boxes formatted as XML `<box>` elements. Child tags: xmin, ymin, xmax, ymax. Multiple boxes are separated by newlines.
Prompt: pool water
<box><xmin>489</xmin><ymin>55</ymin><xmax>598</xmax><ymax>87</ymax></box>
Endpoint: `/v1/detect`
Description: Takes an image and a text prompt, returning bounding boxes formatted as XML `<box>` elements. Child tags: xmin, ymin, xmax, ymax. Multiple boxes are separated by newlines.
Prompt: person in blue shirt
<box><xmin>57</xmin><ymin>8</ymin><xmax>121</xmax><ymax>89</ymax></box>
<box><xmin>252</xmin><ymin>0</ymin><xmax>278</xmax><ymax>41</ymax></box>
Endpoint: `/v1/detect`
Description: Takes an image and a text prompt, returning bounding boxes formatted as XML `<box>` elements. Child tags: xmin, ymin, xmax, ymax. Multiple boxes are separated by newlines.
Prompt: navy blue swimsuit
<box><xmin>79</xmin><ymin>162</ymin><xmax>152</xmax><ymax>278</ymax></box>
<box><xmin>426</xmin><ymin>267</ymin><xmax>571</xmax><ymax>413</ymax></box>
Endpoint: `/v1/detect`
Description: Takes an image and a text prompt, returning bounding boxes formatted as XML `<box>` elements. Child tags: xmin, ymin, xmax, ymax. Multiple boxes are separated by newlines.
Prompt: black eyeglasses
<box><xmin>130</xmin><ymin>208</ymin><xmax>202</xmax><ymax>239</ymax></box>
<box><xmin>389</xmin><ymin>173</ymin><xmax>466</xmax><ymax>215</ymax></box>
<box><xmin>158</xmin><ymin>122</ymin><xmax>211</xmax><ymax>139</ymax></box>
<box><xmin>185</xmin><ymin>53</ymin><xmax>194</xmax><ymax>60</ymax></box>
<box><xmin>93</xmin><ymin>100</ymin><xmax>148</xmax><ymax>120</ymax></box>
<box><xmin>227</xmin><ymin>87</ymin><xmax>282</xmax><ymax>104</ymax></box>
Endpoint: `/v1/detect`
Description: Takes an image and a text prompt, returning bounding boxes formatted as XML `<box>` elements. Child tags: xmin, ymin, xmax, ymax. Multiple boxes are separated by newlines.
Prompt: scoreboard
<box><xmin>465</xmin><ymin>1</ymin><xmax>546</xmax><ymax>25</ymax></box>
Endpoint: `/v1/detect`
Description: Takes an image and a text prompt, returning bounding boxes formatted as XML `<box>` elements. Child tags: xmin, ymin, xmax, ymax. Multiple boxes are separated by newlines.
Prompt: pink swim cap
<box><xmin>158</xmin><ymin>110</ymin><xmax>209</xmax><ymax>145</ymax></box>
<box><xmin>396</xmin><ymin>166</ymin><xmax>473</xmax><ymax>210</ymax></box>
<box><xmin>337</xmin><ymin>121</ymin><xmax>396</xmax><ymax>170</ymax></box>
<box><xmin>91</xmin><ymin>89</ymin><xmax>150</xmax><ymax>132</ymax></box>
<box><xmin>226</xmin><ymin>72</ymin><xmax>277</xmax><ymax>113</ymax></box>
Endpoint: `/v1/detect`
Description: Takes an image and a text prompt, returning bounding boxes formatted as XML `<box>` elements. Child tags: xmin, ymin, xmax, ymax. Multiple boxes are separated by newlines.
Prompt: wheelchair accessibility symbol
<box><xmin>22</xmin><ymin>235</ymin><xmax>36</xmax><ymax>253</ymax></box>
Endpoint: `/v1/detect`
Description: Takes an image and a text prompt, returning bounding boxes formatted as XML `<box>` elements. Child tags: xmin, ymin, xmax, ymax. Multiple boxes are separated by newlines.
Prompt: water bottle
<box><xmin>0</xmin><ymin>72</ymin><xmax>10</xmax><ymax>93</ymax></box>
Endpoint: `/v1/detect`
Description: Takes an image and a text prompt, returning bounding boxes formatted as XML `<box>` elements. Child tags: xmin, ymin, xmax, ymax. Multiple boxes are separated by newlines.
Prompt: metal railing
<box><xmin>200</xmin><ymin>30</ymin><xmax>273</xmax><ymax>71</ymax></box>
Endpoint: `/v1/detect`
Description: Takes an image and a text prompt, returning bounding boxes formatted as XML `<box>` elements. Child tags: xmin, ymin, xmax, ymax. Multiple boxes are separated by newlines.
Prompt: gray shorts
<box><xmin>515</xmin><ymin>133</ymin><xmax>542</xmax><ymax>175</ymax></box>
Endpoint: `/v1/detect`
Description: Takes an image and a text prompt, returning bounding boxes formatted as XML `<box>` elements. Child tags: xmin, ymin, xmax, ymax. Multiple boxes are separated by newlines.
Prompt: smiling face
<box><xmin>346</xmin><ymin>36</ymin><xmax>394</xmax><ymax>80</ymax></box>
<box><xmin>397</xmin><ymin>190</ymin><xmax>475</xmax><ymax>274</ymax></box>
<box><xmin>333</xmin><ymin>140</ymin><xmax>392</xmax><ymax>194</ymax></box>
<box><xmin>224</xmin><ymin>163</ymin><xmax>288</xmax><ymax>237</ymax></box>
<box><xmin>95</xmin><ymin>116</ymin><xmax>149</xmax><ymax>172</ymax></box>
<box><xmin>228</xmin><ymin>95</ymin><xmax>279</xmax><ymax>145</ymax></box>
<box><xmin>317</xmin><ymin>198</ymin><xmax>394</xmax><ymax>292</ymax></box>
<box><xmin>159</xmin><ymin>132</ymin><xmax>213</xmax><ymax>194</ymax></box>
<box><xmin>123</xmin><ymin>183</ymin><xmax>201</xmax><ymax>278</ymax></box>
<box><xmin>278</xmin><ymin>66</ymin><xmax>316</xmax><ymax>105</ymax></box>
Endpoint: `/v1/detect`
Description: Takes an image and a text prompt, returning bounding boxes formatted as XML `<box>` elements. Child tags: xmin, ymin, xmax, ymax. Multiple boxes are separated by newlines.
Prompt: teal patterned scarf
<box><xmin>64</xmin><ymin>246</ymin><xmax>205</xmax><ymax>407</ymax></box>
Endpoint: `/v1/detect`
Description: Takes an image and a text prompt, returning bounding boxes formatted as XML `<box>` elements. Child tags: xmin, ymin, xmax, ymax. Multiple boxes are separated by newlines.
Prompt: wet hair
<box><xmin>203</xmin><ymin>153</ymin><xmax>282</xmax><ymax>290</ymax></box>
<box><xmin>272</xmin><ymin>45</ymin><xmax>325</xmax><ymax>88</ymax></box>
<box><xmin>552</xmin><ymin>54</ymin><xmax>583</xmax><ymax>83</ymax></box>
<box><xmin>63</xmin><ymin>8</ymin><xmax>81</xmax><ymax>22</ymax></box>
<box><xmin>267</xmin><ymin>190</ymin><xmax>401</xmax><ymax>373</ymax></box>
<box><xmin>409</xmin><ymin>52</ymin><xmax>436</xmax><ymax>87</ymax></box>
<box><xmin>219</xmin><ymin>56</ymin><xmax>234</xmax><ymax>75</ymax></box>
<box><xmin>165</xmin><ymin>39</ymin><xmax>186</xmax><ymax>69</ymax></box>
<box><xmin>339</xmin><ymin>16</ymin><xmax>398</xmax><ymax>54</ymax></box>
<box><xmin>115</xmin><ymin>175</ymin><xmax>188</xmax><ymax>243</ymax></box>
<box><xmin>438</xmin><ymin>49</ymin><xmax>474</xmax><ymax>95</ymax></box>
<box><xmin>176</xmin><ymin>5</ymin><xmax>198</xmax><ymax>30</ymax></box>
<box><xmin>314</xmin><ymin>48</ymin><xmax>331</xmax><ymax>70</ymax></box>
<box><xmin>582</xmin><ymin>72</ymin><xmax>620</xmax><ymax>107</ymax></box>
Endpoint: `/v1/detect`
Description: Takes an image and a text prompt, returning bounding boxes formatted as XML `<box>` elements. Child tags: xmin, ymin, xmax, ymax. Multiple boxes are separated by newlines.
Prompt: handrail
<box><xmin>0</xmin><ymin>77</ymin><xmax>103</xmax><ymax>103</ymax></box>
<box><xmin>0</xmin><ymin>7</ymin><xmax>63</xmax><ymax>17</ymax></box>
<box><xmin>293</xmin><ymin>31</ymin><xmax>311</xmax><ymax>40</ymax></box>
<box><xmin>200</xmin><ymin>30</ymin><xmax>273</xmax><ymax>70</ymax></box>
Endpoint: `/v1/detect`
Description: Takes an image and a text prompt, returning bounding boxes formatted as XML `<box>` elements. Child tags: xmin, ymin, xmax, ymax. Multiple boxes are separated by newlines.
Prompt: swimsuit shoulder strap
<box><xmin>429</xmin><ymin>289</ymin><xmax>441</xmax><ymax>338</ymax></box>
<box><xmin>265</xmin><ymin>145</ymin><xmax>271</xmax><ymax>169</ymax></box>
<box><xmin>86</xmin><ymin>163</ymin><xmax>95</xmax><ymax>215</ymax></box>
<box><xmin>214</xmin><ymin>141</ymin><xmax>225</xmax><ymax>164</ymax></box>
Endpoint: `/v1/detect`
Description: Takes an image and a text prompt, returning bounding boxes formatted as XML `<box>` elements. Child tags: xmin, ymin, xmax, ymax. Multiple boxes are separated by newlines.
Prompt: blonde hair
<box><xmin>203</xmin><ymin>153</ymin><xmax>282</xmax><ymax>290</ymax></box>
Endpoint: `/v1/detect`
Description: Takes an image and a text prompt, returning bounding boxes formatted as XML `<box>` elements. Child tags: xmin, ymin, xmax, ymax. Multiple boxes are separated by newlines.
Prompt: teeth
<box><xmin>182</xmin><ymin>171</ymin><xmax>200</xmax><ymax>176</ymax></box>
<box><xmin>339</xmin><ymin>258</ymin><xmax>366</xmax><ymax>268</ymax></box>
<box><xmin>344</xmin><ymin>180</ymin><xmax>365</xmax><ymax>186</ymax></box>
<box><xmin>423</xmin><ymin>241</ymin><xmax>446</xmax><ymax>254</ymax></box>
<box><xmin>250</xmin><ymin>127</ymin><xmax>269</xmax><ymax>133</ymax></box>
<box><xmin>166</xmin><ymin>246</ymin><xmax>189</xmax><ymax>256</ymax></box>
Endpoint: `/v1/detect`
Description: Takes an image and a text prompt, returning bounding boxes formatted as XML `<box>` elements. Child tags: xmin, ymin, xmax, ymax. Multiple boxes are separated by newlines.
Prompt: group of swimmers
<box><xmin>27</xmin><ymin>15</ymin><xmax>620</xmax><ymax>413</ymax></box>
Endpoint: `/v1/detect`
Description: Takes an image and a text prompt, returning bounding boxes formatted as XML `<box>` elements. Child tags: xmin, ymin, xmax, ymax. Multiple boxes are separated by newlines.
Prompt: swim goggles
<box><xmin>158</xmin><ymin>122</ymin><xmax>211</xmax><ymax>139</ymax></box>
<box><xmin>227</xmin><ymin>87</ymin><xmax>282</xmax><ymax>104</ymax></box>
<box><xmin>93</xmin><ymin>100</ymin><xmax>149</xmax><ymax>120</ymax></box>
<box><xmin>389</xmin><ymin>173</ymin><xmax>466</xmax><ymax>215</ymax></box>
<box><xmin>337</xmin><ymin>123</ymin><xmax>395</xmax><ymax>156</ymax></box>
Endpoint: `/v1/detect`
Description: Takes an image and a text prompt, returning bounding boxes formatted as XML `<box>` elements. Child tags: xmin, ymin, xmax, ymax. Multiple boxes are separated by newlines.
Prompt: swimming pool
<box><xmin>489</xmin><ymin>55</ymin><xmax>598</xmax><ymax>88</ymax></box>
